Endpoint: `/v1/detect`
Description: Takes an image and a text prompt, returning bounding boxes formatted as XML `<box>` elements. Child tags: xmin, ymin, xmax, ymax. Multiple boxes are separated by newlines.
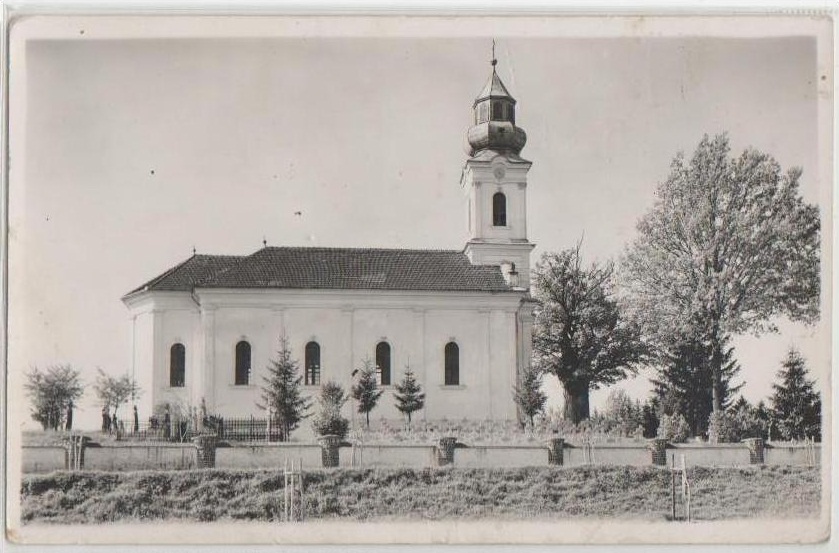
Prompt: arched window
<box><xmin>492</xmin><ymin>102</ymin><xmax>503</xmax><ymax>120</ymax></box>
<box><xmin>445</xmin><ymin>342</ymin><xmax>460</xmax><ymax>386</ymax></box>
<box><xmin>376</xmin><ymin>342</ymin><xmax>391</xmax><ymax>386</ymax></box>
<box><xmin>305</xmin><ymin>341</ymin><xmax>321</xmax><ymax>386</ymax></box>
<box><xmin>235</xmin><ymin>341</ymin><xmax>251</xmax><ymax>386</ymax></box>
<box><xmin>170</xmin><ymin>343</ymin><xmax>185</xmax><ymax>387</ymax></box>
<box><xmin>493</xmin><ymin>192</ymin><xmax>507</xmax><ymax>226</ymax></box>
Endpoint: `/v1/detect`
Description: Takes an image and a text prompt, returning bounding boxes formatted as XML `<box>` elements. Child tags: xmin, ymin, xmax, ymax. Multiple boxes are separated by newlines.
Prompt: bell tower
<box><xmin>462</xmin><ymin>53</ymin><xmax>535</xmax><ymax>290</ymax></box>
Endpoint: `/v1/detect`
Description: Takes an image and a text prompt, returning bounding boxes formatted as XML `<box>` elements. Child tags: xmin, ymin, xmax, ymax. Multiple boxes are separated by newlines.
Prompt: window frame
<box><xmin>234</xmin><ymin>340</ymin><xmax>251</xmax><ymax>386</ymax></box>
<box><xmin>444</xmin><ymin>341</ymin><xmax>460</xmax><ymax>386</ymax></box>
<box><xmin>492</xmin><ymin>191</ymin><xmax>507</xmax><ymax>227</ymax></box>
<box><xmin>305</xmin><ymin>341</ymin><xmax>321</xmax><ymax>386</ymax></box>
<box><xmin>169</xmin><ymin>343</ymin><xmax>186</xmax><ymax>388</ymax></box>
<box><xmin>376</xmin><ymin>341</ymin><xmax>392</xmax><ymax>386</ymax></box>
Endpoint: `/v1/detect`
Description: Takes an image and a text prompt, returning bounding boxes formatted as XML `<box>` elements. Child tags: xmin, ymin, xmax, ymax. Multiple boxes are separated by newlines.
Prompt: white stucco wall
<box><xmin>125</xmin><ymin>288</ymin><xmax>530</xmax><ymax>424</ymax></box>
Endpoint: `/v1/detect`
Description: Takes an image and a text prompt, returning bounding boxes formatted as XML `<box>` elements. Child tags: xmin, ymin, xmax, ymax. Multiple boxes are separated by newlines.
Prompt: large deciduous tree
<box><xmin>24</xmin><ymin>365</ymin><xmax>84</xmax><ymax>431</ymax></box>
<box><xmin>532</xmin><ymin>244</ymin><xmax>647</xmax><ymax>424</ymax></box>
<box><xmin>623</xmin><ymin>134</ymin><xmax>820</xmax><ymax>414</ymax></box>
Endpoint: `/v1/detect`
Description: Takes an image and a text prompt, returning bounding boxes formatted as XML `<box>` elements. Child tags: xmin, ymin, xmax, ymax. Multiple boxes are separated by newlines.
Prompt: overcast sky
<box><xmin>8</xmin><ymin>18</ymin><xmax>829</xmax><ymax>430</ymax></box>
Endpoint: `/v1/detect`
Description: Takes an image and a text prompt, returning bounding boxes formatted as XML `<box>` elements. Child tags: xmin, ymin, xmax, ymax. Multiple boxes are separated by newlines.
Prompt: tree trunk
<box><xmin>710</xmin><ymin>328</ymin><xmax>723</xmax><ymax>413</ymax></box>
<box><xmin>562</xmin><ymin>381</ymin><xmax>590</xmax><ymax>424</ymax></box>
<box><xmin>365</xmin><ymin>410</ymin><xmax>370</xmax><ymax>429</ymax></box>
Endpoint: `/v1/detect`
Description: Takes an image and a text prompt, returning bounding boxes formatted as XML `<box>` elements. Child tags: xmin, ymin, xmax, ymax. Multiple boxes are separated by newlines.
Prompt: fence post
<box><xmin>743</xmin><ymin>437</ymin><xmax>765</xmax><ymax>464</ymax></box>
<box><xmin>649</xmin><ymin>438</ymin><xmax>668</xmax><ymax>466</ymax></box>
<box><xmin>318</xmin><ymin>434</ymin><xmax>341</xmax><ymax>468</ymax></box>
<box><xmin>436</xmin><ymin>437</ymin><xmax>457</xmax><ymax>467</ymax></box>
<box><xmin>193</xmin><ymin>434</ymin><xmax>218</xmax><ymax>468</ymax></box>
<box><xmin>546</xmin><ymin>437</ymin><xmax>564</xmax><ymax>466</ymax></box>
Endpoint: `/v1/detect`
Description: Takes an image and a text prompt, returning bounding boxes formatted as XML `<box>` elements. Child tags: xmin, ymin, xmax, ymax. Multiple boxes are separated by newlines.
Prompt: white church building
<box><xmin>122</xmin><ymin>59</ymin><xmax>538</xmax><ymax>424</ymax></box>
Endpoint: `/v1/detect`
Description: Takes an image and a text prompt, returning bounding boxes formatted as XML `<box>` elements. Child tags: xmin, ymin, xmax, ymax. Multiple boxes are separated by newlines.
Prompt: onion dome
<box><xmin>466</xmin><ymin>59</ymin><xmax>527</xmax><ymax>157</ymax></box>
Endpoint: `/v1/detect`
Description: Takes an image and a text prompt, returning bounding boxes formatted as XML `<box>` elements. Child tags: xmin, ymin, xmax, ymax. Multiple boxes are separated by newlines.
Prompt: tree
<box><xmin>532</xmin><ymin>244</ymin><xmax>647</xmax><ymax>423</ymax></box>
<box><xmin>311</xmin><ymin>381</ymin><xmax>350</xmax><ymax>439</ymax></box>
<box><xmin>93</xmin><ymin>368</ymin><xmax>142</xmax><ymax>417</ymax></box>
<box><xmin>512</xmin><ymin>364</ymin><xmax>547</xmax><ymax>428</ymax></box>
<box><xmin>351</xmin><ymin>360</ymin><xmax>384</xmax><ymax>429</ymax></box>
<box><xmin>258</xmin><ymin>335</ymin><xmax>311</xmax><ymax>442</ymax></box>
<box><xmin>651</xmin><ymin>335</ymin><xmax>742</xmax><ymax>436</ymax></box>
<box><xmin>623</xmin><ymin>134</ymin><xmax>820</xmax><ymax>415</ymax></box>
<box><xmin>770</xmin><ymin>348</ymin><xmax>821</xmax><ymax>441</ymax></box>
<box><xmin>393</xmin><ymin>367</ymin><xmax>426</xmax><ymax>426</ymax></box>
<box><xmin>24</xmin><ymin>365</ymin><xmax>84</xmax><ymax>431</ymax></box>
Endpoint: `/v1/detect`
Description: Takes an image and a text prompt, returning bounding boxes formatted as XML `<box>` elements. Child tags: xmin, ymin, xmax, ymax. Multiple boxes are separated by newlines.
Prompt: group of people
<box><xmin>101</xmin><ymin>404</ymin><xmax>140</xmax><ymax>437</ymax></box>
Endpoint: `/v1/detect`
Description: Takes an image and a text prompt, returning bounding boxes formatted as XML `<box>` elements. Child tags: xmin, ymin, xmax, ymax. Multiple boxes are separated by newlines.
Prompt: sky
<box><xmin>7</xmin><ymin>17</ymin><xmax>830</xmax><ymax>431</ymax></box>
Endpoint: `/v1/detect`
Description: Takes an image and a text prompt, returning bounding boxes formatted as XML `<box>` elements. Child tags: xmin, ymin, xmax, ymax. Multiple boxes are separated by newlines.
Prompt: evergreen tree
<box><xmin>312</xmin><ymin>381</ymin><xmax>350</xmax><ymax>439</ymax></box>
<box><xmin>351</xmin><ymin>360</ymin><xmax>384</xmax><ymax>429</ymax></box>
<box><xmin>513</xmin><ymin>364</ymin><xmax>547</xmax><ymax>428</ymax></box>
<box><xmin>394</xmin><ymin>367</ymin><xmax>425</xmax><ymax>426</ymax></box>
<box><xmin>651</xmin><ymin>335</ymin><xmax>742</xmax><ymax>436</ymax></box>
<box><xmin>770</xmin><ymin>348</ymin><xmax>821</xmax><ymax>441</ymax></box>
<box><xmin>258</xmin><ymin>335</ymin><xmax>311</xmax><ymax>441</ymax></box>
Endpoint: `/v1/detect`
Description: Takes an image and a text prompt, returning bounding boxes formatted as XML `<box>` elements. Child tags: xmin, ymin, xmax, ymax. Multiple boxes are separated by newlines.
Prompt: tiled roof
<box><xmin>125</xmin><ymin>247</ymin><xmax>513</xmax><ymax>296</ymax></box>
<box><xmin>125</xmin><ymin>254</ymin><xmax>243</xmax><ymax>295</ymax></box>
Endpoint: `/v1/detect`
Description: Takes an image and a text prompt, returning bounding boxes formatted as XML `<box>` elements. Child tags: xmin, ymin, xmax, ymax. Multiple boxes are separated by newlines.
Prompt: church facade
<box><xmin>122</xmin><ymin>60</ymin><xmax>537</xmax><ymax>425</ymax></box>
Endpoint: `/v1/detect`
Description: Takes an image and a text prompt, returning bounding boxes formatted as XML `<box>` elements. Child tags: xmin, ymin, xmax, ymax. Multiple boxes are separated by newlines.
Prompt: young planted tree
<box><xmin>24</xmin><ymin>365</ymin><xmax>84</xmax><ymax>431</ymax></box>
<box><xmin>312</xmin><ymin>381</ymin><xmax>350</xmax><ymax>439</ymax></box>
<box><xmin>351</xmin><ymin>360</ymin><xmax>384</xmax><ymax>429</ymax></box>
<box><xmin>513</xmin><ymin>364</ymin><xmax>547</xmax><ymax>428</ymax></box>
<box><xmin>532</xmin><ymin>243</ymin><xmax>647</xmax><ymax>423</ymax></box>
<box><xmin>394</xmin><ymin>367</ymin><xmax>425</xmax><ymax>427</ymax></box>
<box><xmin>93</xmin><ymin>368</ymin><xmax>141</xmax><ymax>418</ymax></box>
<box><xmin>623</xmin><ymin>134</ymin><xmax>820</xmax><ymax>415</ymax></box>
<box><xmin>258</xmin><ymin>335</ymin><xmax>311</xmax><ymax>442</ymax></box>
<box><xmin>770</xmin><ymin>348</ymin><xmax>821</xmax><ymax>441</ymax></box>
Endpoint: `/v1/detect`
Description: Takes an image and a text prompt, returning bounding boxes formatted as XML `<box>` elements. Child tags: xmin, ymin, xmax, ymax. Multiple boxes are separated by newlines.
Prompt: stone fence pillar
<box><xmin>546</xmin><ymin>437</ymin><xmax>564</xmax><ymax>466</ymax></box>
<box><xmin>193</xmin><ymin>434</ymin><xmax>218</xmax><ymax>468</ymax></box>
<box><xmin>319</xmin><ymin>435</ymin><xmax>341</xmax><ymax>468</ymax></box>
<box><xmin>436</xmin><ymin>437</ymin><xmax>457</xmax><ymax>467</ymax></box>
<box><xmin>744</xmin><ymin>438</ymin><xmax>765</xmax><ymax>464</ymax></box>
<box><xmin>64</xmin><ymin>435</ymin><xmax>90</xmax><ymax>470</ymax></box>
<box><xmin>649</xmin><ymin>438</ymin><xmax>668</xmax><ymax>466</ymax></box>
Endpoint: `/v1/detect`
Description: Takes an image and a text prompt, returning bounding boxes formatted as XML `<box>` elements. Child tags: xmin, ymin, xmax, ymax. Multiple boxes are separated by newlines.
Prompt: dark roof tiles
<box><xmin>126</xmin><ymin>247</ymin><xmax>513</xmax><ymax>296</ymax></box>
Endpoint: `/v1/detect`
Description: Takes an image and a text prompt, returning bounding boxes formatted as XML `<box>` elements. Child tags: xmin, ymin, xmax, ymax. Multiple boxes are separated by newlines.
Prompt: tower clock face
<box><xmin>493</xmin><ymin>166</ymin><xmax>506</xmax><ymax>181</ymax></box>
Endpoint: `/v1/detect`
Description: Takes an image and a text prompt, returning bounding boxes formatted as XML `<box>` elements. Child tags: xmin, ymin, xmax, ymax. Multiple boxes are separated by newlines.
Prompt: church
<box><xmin>122</xmin><ymin>58</ymin><xmax>538</xmax><ymax>425</ymax></box>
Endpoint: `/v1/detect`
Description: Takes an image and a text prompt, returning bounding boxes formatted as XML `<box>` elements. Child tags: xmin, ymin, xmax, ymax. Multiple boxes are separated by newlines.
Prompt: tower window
<box><xmin>169</xmin><ymin>343</ymin><xmax>185</xmax><ymax>388</ymax></box>
<box><xmin>235</xmin><ymin>340</ymin><xmax>251</xmax><ymax>386</ymax></box>
<box><xmin>479</xmin><ymin>103</ymin><xmax>489</xmax><ymax>123</ymax></box>
<box><xmin>376</xmin><ymin>341</ymin><xmax>391</xmax><ymax>386</ymax></box>
<box><xmin>493</xmin><ymin>192</ymin><xmax>507</xmax><ymax>226</ymax></box>
<box><xmin>305</xmin><ymin>341</ymin><xmax>321</xmax><ymax>386</ymax></box>
<box><xmin>445</xmin><ymin>342</ymin><xmax>460</xmax><ymax>386</ymax></box>
<box><xmin>492</xmin><ymin>102</ymin><xmax>503</xmax><ymax>120</ymax></box>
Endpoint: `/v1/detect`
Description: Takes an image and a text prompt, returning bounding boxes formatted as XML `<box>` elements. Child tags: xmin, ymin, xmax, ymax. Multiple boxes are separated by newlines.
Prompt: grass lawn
<box><xmin>20</xmin><ymin>465</ymin><xmax>820</xmax><ymax>524</ymax></box>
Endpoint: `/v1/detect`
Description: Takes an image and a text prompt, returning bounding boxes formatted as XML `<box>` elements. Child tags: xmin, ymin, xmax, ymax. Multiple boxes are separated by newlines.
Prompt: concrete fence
<box><xmin>20</xmin><ymin>436</ymin><xmax>822</xmax><ymax>473</ymax></box>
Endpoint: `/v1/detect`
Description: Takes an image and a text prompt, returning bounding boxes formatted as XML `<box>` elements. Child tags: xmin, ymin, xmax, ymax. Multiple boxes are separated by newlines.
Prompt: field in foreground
<box><xmin>21</xmin><ymin>465</ymin><xmax>820</xmax><ymax>524</ymax></box>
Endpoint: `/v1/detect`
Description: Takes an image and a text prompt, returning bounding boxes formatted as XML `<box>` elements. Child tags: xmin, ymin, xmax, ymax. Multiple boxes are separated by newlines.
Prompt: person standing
<box><xmin>65</xmin><ymin>400</ymin><xmax>74</xmax><ymax>431</ymax></box>
<box><xmin>133</xmin><ymin>405</ymin><xmax>139</xmax><ymax>434</ymax></box>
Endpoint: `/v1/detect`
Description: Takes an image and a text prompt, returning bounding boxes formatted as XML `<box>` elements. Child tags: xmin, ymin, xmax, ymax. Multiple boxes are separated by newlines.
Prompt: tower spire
<box><xmin>491</xmin><ymin>39</ymin><xmax>497</xmax><ymax>67</ymax></box>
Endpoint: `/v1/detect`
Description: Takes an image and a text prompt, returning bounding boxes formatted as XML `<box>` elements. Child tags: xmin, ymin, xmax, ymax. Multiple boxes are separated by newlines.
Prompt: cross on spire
<box><xmin>491</xmin><ymin>39</ymin><xmax>497</xmax><ymax>67</ymax></box>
